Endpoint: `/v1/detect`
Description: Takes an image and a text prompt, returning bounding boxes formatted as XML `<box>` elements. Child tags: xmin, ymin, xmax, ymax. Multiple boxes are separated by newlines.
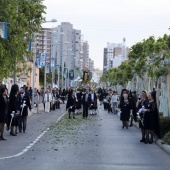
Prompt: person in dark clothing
<box><xmin>8</xmin><ymin>84</ymin><xmax>19</xmax><ymax>136</ymax></box>
<box><xmin>129</xmin><ymin>90</ymin><xmax>137</xmax><ymax>127</ymax></box>
<box><xmin>66</xmin><ymin>90</ymin><xmax>76</xmax><ymax>119</ymax></box>
<box><xmin>98</xmin><ymin>88</ymin><xmax>104</xmax><ymax>105</ymax></box>
<box><xmin>61</xmin><ymin>89</ymin><xmax>66</xmax><ymax>104</ymax></box>
<box><xmin>143</xmin><ymin>91</ymin><xmax>160</xmax><ymax>144</ymax></box>
<box><xmin>75</xmin><ymin>90</ymin><xmax>82</xmax><ymax>114</ymax></box>
<box><xmin>120</xmin><ymin>92</ymin><xmax>132</xmax><ymax>129</ymax></box>
<box><xmin>136</xmin><ymin>91</ymin><xmax>148</xmax><ymax>142</ymax></box>
<box><xmin>82</xmin><ymin>90</ymin><xmax>91</xmax><ymax>119</ymax></box>
<box><xmin>24</xmin><ymin>86</ymin><xmax>30</xmax><ymax>99</ymax></box>
<box><xmin>18</xmin><ymin>87</ymin><xmax>31</xmax><ymax>133</ymax></box>
<box><xmin>89</xmin><ymin>90</ymin><xmax>98</xmax><ymax>115</ymax></box>
<box><xmin>52</xmin><ymin>88</ymin><xmax>60</xmax><ymax>110</ymax></box>
<box><xmin>0</xmin><ymin>88</ymin><xmax>8</xmax><ymax>140</ymax></box>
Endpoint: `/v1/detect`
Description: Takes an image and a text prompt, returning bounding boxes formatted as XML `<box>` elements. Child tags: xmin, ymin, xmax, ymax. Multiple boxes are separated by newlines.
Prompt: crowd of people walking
<box><xmin>0</xmin><ymin>83</ymin><xmax>160</xmax><ymax>145</ymax></box>
<box><xmin>97</xmin><ymin>87</ymin><xmax>160</xmax><ymax>144</ymax></box>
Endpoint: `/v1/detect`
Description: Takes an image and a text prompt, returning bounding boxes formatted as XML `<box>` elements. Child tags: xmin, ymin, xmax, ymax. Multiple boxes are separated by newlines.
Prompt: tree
<box><xmin>100</xmin><ymin>34</ymin><xmax>170</xmax><ymax>87</ymax></box>
<box><xmin>0</xmin><ymin>0</ymin><xmax>46</xmax><ymax>81</ymax></box>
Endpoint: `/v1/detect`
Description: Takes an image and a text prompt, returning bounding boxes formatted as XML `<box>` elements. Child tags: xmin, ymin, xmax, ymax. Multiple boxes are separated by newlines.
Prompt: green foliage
<box><xmin>39</xmin><ymin>68</ymin><xmax>52</xmax><ymax>86</ymax></box>
<box><xmin>0</xmin><ymin>0</ymin><xmax>46</xmax><ymax>80</ymax></box>
<box><xmin>160</xmin><ymin>117</ymin><xmax>170</xmax><ymax>138</ymax></box>
<box><xmin>163</xmin><ymin>131</ymin><xmax>170</xmax><ymax>145</ymax></box>
<box><xmin>100</xmin><ymin>34</ymin><xmax>170</xmax><ymax>86</ymax></box>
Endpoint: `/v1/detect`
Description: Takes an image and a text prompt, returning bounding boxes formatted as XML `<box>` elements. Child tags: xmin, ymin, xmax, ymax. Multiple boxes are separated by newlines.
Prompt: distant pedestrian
<box><xmin>44</xmin><ymin>89</ymin><xmax>52</xmax><ymax>112</ymax></box>
<box><xmin>82</xmin><ymin>90</ymin><xmax>91</xmax><ymax>119</ymax></box>
<box><xmin>136</xmin><ymin>91</ymin><xmax>148</xmax><ymax>142</ymax></box>
<box><xmin>111</xmin><ymin>91</ymin><xmax>118</xmax><ymax>114</ymax></box>
<box><xmin>61</xmin><ymin>89</ymin><xmax>66</xmax><ymax>104</ymax></box>
<box><xmin>18</xmin><ymin>87</ymin><xmax>31</xmax><ymax>133</ymax></box>
<box><xmin>66</xmin><ymin>90</ymin><xmax>76</xmax><ymax>119</ymax></box>
<box><xmin>143</xmin><ymin>91</ymin><xmax>160</xmax><ymax>144</ymax></box>
<box><xmin>8</xmin><ymin>84</ymin><xmax>19</xmax><ymax>136</ymax></box>
<box><xmin>0</xmin><ymin>87</ymin><xmax>8</xmax><ymax>140</ymax></box>
<box><xmin>120</xmin><ymin>92</ymin><xmax>132</xmax><ymax>129</ymax></box>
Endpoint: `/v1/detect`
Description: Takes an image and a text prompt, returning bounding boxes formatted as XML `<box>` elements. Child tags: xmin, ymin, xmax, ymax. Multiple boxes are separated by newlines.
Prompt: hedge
<box><xmin>160</xmin><ymin>117</ymin><xmax>170</xmax><ymax>138</ymax></box>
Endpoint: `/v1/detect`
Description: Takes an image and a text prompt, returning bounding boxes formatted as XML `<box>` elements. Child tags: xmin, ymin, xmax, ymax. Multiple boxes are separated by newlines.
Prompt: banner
<box><xmin>36</xmin><ymin>57</ymin><xmax>41</xmax><ymax>68</ymax></box>
<box><xmin>46</xmin><ymin>64</ymin><xmax>50</xmax><ymax>73</ymax></box>
<box><xmin>0</xmin><ymin>22</ymin><xmax>8</xmax><ymax>39</ymax></box>
<box><xmin>28</xmin><ymin>40</ymin><xmax>32</xmax><ymax>51</ymax></box>
<box><xmin>38</xmin><ymin>53</ymin><xmax>47</xmax><ymax>67</ymax></box>
<box><xmin>69</xmin><ymin>71</ymin><xmax>74</xmax><ymax>80</ymax></box>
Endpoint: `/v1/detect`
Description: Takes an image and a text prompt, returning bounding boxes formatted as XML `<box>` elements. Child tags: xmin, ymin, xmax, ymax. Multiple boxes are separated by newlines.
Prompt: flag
<box><xmin>36</xmin><ymin>57</ymin><xmax>41</xmax><ymax>68</ymax></box>
<box><xmin>0</xmin><ymin>22</ymin><xmax>8</xmax><ymax>39</ymax></box>
<box><xmin>50</xmin><ymin>57</ymin><xmax>56</xmax><ymax>67</ymax></box>
<box><xmin>46</xmin><ymin>64</ymin><xmax>50</xmax><ymax>73</ymax></box>
<box><xmin>28</xmin><ymin>40</ymin><xmax>32</xmax><ymax>51</ymax></box>
<box><xmin>39</xmin><ymin>53</ymin><xmax>47</xmax><ymax>67</ymax></box>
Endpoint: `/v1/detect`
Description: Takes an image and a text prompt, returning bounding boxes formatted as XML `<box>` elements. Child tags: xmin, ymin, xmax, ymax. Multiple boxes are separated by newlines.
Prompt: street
<box><xmin>0</xmin><ymin>104</ymin><xmax>170</xmax><ymax>170</ymax></box>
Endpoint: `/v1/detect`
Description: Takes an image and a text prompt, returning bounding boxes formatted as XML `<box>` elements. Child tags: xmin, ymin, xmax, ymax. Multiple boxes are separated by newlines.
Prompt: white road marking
<box><xmin>0</xmin><ymin>112</ymin><xmax>66</xmax><ymax>160</ymax></box>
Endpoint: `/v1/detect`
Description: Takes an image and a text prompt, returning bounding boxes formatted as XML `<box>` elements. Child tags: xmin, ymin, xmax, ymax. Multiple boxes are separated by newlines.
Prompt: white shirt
<box><xmin>44</xmin><ymin>93</ymin><xmax>52</xmax><ymax>102</ymax></box>
<box><xmin>111</xmin><ymin>94</ymin><xmax>118</xmax><ymax>103</ymax></box>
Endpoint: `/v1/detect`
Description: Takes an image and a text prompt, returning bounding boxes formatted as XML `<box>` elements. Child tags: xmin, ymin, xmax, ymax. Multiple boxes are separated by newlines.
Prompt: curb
<box><xmin>155</xmin><ymin>139</ymin><xmax>170</xmax><ymax>156</ymax></box>
<box><xmin>133</xmin><ymin>121</ymin><xmax>170</xmax><ymax>156</ymax></box>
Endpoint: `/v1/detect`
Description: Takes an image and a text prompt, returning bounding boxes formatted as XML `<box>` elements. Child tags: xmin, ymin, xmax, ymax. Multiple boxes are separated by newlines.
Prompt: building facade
<box><xmin>103</xmin><ymin>41</ymin><xmax>129</xmax><ymax>73</ymax></box>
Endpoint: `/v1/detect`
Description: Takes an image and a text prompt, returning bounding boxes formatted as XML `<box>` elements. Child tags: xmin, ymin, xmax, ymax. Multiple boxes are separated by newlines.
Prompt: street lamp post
<box><xmin>32</xmin><ymin>19</ymin><xmax>57</xmax><ymax>109</ymax></box>
<box><xmin>61</xmin><ymin>41</ymin><xmax>69</xmax><ymax>89</ymax></box>
<box><xmin>64</xmin><ymin>67</ymin><xmax>68</xmax><ymax>89</ymax></box>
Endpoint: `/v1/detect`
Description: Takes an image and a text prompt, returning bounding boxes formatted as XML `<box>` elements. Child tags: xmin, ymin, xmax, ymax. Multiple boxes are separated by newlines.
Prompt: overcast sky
<box><xmin>42</xmin><ymin>0</ymin><xmax>170</xmax><ymax>69</ymax></box>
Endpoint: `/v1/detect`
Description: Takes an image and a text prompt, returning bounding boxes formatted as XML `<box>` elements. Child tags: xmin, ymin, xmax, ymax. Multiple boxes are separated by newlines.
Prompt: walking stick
<box><xmin>88</xmin><ymin>104</ymin><xmax>93</xmax><ymax>109</ymax></box>
<box><xmin>9</xmin><ymin>111</ymin><xmax>15</xmax><ymax>128</ymax></box>
<box><xmin>21</xmin><ymin>101</ymin><xmax>26</xmax><ymax>116</ymax></box>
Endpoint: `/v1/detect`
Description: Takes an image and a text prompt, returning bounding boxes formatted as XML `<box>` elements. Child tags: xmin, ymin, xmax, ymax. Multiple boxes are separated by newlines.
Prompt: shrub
<box><xmin>160</xmin><ymin>117</ymin><xmax>170</xmax><ymax>138</ymax></box>
<box><xmin>163</xmin><ymin>131</ymin><xmax>170</xmax><ymax>145</ymax></box>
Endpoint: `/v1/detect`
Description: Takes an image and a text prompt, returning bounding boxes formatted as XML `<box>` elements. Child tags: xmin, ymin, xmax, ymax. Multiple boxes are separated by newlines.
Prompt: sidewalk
<box><xmin>28</xmin><ymin>103</ymin><xmax>44</xmax><ymax>116</ymax></box>
<box><xmin>133</xmin><ymin>120</ymin><xmax>170</xmax><ymax>156</ymax></box>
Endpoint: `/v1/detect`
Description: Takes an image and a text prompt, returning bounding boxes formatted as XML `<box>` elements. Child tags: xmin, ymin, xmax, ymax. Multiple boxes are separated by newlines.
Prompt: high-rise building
<box><xmin>88</xmin><ymin>58</ymin><xmax>94</xmax><ymax>72</ymax></box>
<box><xmin>51</xmin><ymin>22</ymin><xmax>82</xmax><ymax>71</ymax></box>
<box><xmin>73</xmin><ymin>29</ymin><xmax>81</xmax><ymax>68</ymax></box>
<box><xmin>32</xmin><ymin>28</ymin><xmax>52</xmax><ymax>58</ymax></box>
<box><xmin>103</xmin><ymin>41</ymin><xmax>129</xmax><ymax>72</ymax></box>
<box><xmin>103</xmin><ymin>48</ymin><xmax>107</xmax><ymax>74</ymax></box>
<box><xmin>82</xmin><ymin>41</ymin><xmax>89</xmax><ymax>69</ymax></box>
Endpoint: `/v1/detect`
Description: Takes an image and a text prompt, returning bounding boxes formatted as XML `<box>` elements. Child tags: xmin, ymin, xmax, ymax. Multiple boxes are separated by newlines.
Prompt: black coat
<box><xmin>89</xmin><ymin>93</ymin><xmax>97</xmax><ymax>110</ymax></box>
<box><xmin>0</xmin><ymin>95</ymin><xmax>8</xmax><ymax>123</ymax></box>
<box><xmin>9</xmin><ymin>94</ymin><xmax>19</xmax><ymax>114</ymax></box>
<box><xmin>144</xmin><ymin>100</ymin><xmax>160</xmax><ymax>136</ymax></box>
<box><xmin>82</xmin><ymin>93</ymin><xmax>91</xmax><ymax>106</ymax></box>
<box><xmin>66</xmin><ymin>95</ymin><xmax>76</xmax><ymax>112</ymax></box>
<box><xmin>120</xmin><ymin>99</ymin><xmax>132</xmax><ymax>121</ymax></box>
<box><xmin>18</xmin><ymin>93</ymin><xmax>31</xmax><ymax>116</ymax></box>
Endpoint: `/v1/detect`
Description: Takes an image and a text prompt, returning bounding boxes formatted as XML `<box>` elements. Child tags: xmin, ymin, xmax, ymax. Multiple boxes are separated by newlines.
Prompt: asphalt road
<box><xmin>0</xmin><ymin>104</ymin><xmax>170</xmax><ymax>170</ymax></box>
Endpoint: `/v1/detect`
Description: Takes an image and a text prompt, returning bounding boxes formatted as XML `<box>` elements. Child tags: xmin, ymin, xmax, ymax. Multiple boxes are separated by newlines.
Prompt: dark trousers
<box><xmin>83</xmin><ymin>102</ymin><xmax>88</xmax><ymax>118</ymax></box>
<box><xmin>56</xmin><ymin>101</ymin><xmax>60</xmax><ymax>109</ymax></box>
<box><xmin>19</xmin><ymin>115</ymin><xmax>27</xmax><ymax>132</ymax></box>
<box><xmin>108</xmin><ymin>104</ymin><xmax>112</xmax><ymax>113</ymax></box>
